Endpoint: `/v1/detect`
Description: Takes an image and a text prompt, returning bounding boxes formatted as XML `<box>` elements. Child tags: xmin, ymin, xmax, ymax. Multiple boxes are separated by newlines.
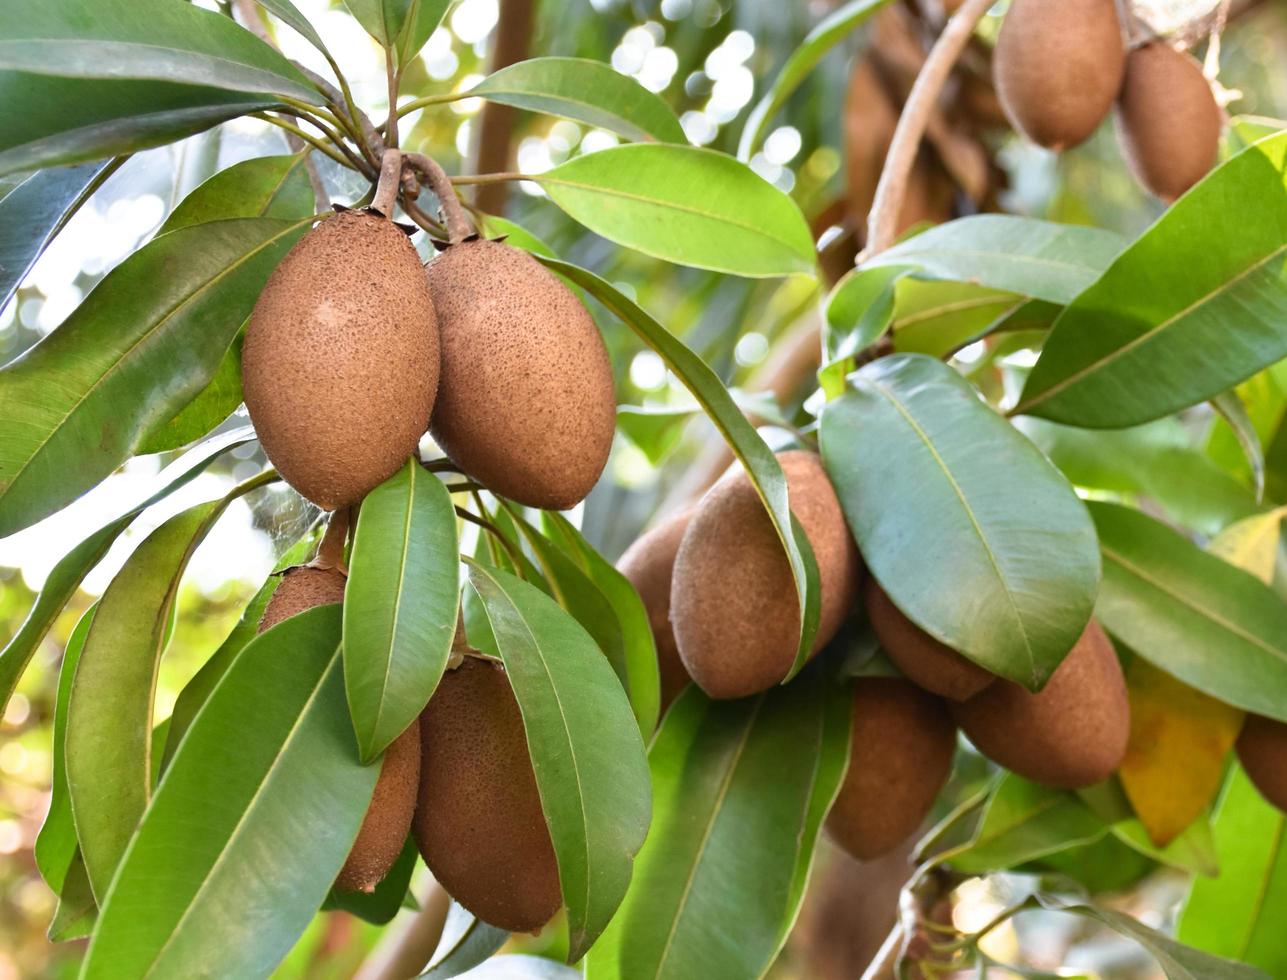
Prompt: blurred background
<box><xmin>2</xmin><ymin>0</ymin><xmax>1285</xmax><ymax>976</ymax></box>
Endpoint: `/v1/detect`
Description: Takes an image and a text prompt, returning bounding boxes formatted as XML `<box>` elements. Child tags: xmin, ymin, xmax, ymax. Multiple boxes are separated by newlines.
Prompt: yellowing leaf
<box><xmin>1119</xmin><ymin>658</ymin><xmax>1244</xmax><ymax>847</ymax></box>
<box><xmin>1209</xmin><ymin>507</ymin><xmax>1287</xmax><ymax>585</ymax></box>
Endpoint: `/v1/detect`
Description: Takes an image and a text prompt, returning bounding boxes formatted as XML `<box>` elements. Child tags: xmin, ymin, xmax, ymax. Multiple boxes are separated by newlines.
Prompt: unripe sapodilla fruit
<box><xmin>993</xmin><ymin>0</ymin><xmax>1125</xmax><ymax>150</ymax></box>
<box><xmin>864</xmin><ymin>579</ymin><xmax>994</xmax><ymax>702</ymax></box>
<box><xmin>951</xmin><ymin>621</ymin><xmax>1129</xmax><ymax>789</ymax></box>
<box><xmin>242</xmin><ymin>210</ymin><xmax>439</xmax><ymax>510</ymax></box>
<box><xmin>413</xmin><ymin>657</ymin><xmax>561</xmax><ymax>932</ymax></box>
<box><xmin>425</xmin><ymin>239</ymin><xmax>615</xmax><ymax>510</ymax></box>
<box><xmin>826</xmin><ymin>678</ymin><xmax>956</xmax><ymax>861</ymax></box>
<box><xmin>257</xmin><ymin>565</ymin><xmax>420</xmax><ymax>892</ymax></box>
<box><xmin>1115</xmin><ymin>42</ymin><xmax>1222</xmax><ymax>201</ymax></box>
<box><xmin>617</xmin><ymin>509</ymin><xmax>694</xmax><ymax>714</ymax></box>
<box><xmin>670</xmin><ymin>451</ymin><xmax>862</xmax><ymax>700</ymax></box>
<box><xmin>1236</xmin><ymin>714</ymin><xmax>1287</xmax><ymax>813</ymax></box>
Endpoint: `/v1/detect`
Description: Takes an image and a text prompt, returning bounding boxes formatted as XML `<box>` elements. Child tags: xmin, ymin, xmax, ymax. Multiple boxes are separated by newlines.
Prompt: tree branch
<box><xmin>466</xmin><ymin>0</ymin><xmax>536</xmax><ymax>214</ymax></box>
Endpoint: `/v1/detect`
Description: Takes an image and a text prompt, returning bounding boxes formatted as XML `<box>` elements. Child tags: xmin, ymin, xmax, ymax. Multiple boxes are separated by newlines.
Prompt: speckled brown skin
<box><xmin>616</xmin><ymin>509</ymin><xmax>694</xmax><ymax>715</ymax></box>
<box><xmin>864</xmin><ymin>580</ymin><xmax>994</xmax><ymax>702</ymax></box>
<box><xmin>257</xmin><ymin>565</ymin><xmax>347</xmax><ymax>632</ymax></box>
<box><xmin>1237</xmin><ymin>714</ymin><xmax>1287</xmax><ymax>813</ymax></box>
<box><xmin>414</xmin><ymin>657</ymin><xmax>561</xmax><ymax>932</ymax></box>
<box><xmin>993</xmin><ymin>0</ymin><xmax>1124</xmax><ymax>150</ymax></box>
<box><xmin>670</xmin><ymin>451</ymin><xmax>863</xmax><ymax>700</ymax></box>
<box><xmin>1115</xmin><ymin>43</ymin><xmax>1222</xmax><ymax>201</ymax></box>
<box><xmin>336</xmin><ymin>720</ymin><xmax>421</xmax><ymax>891</ymax></box>
<box><xmin>425</xmin><ymin>239</ymin><xmax>614</xmax><ymax>511</ymax></box>
<box><xmin>242</xmin><ymin>210</ymin><xmax>439</xmax><ymax>510</ymax></box>
<box><xmin>952</xmin><ymin>621</ymin><xmax>1129</xmax><ymax>789</ymax></box>
<box><xmin>826</xmin><ymin>679</ymin><xmax>956</xmax><ymax>861</ymax></box>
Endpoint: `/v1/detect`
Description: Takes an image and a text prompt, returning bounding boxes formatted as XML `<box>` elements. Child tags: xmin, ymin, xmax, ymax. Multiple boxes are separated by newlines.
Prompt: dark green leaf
<box><xmin>419</xmin><ymin>904</ymin><xmax>509</xmax><ymax>978</ymax></box>
<box><xmin>324</xmin><ymin>836</ymin><xmax>418</xmax><ymax>924</ymax></box>
<box><xmin>136</xmin><ymin>330</ymin><xmax>245</xmax><ymax>455</ymax></box>
<box><xmin>820</xmin><ymin>265</ymin><xmax>910</xmax><ymax>392</ymax></box>
<box><xmin>81</xmin><ymin>606</ymin><xmax>379</xmax><ymax>979</ymax></box>
<box><xmin>820</xmin><ymin>354</ymin><xmax>1100</xmax><ymax>689</ymax></box>
<box><xmin>159</xmin><ymin>153</ymin><xmax>314</xmax><ymax>233</ymax></box>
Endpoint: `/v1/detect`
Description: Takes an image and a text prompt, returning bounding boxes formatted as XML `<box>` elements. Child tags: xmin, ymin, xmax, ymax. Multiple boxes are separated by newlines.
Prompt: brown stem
<box><xmin>313</xmin><ymin>508</ymin><xmax>351</xmax><ymax>571</ymax></box>
<box><xmin>467</xmin><ymin>0</ymin><xmax>536</xmax><ymax>214</ymax></box>
<box><xmin>373</xmin><ymin>149</ymin><xmax>404</xmax><ymax>217</ymax></box>
<box><xmin>403</xmin><ymin>152</ymin><xmax>474</xmax><ymax>243</ymax></box>
<box><xmin>864</xmin><ymin>0</ymin><xmax>994</xmax><ymax>257</ymax></box>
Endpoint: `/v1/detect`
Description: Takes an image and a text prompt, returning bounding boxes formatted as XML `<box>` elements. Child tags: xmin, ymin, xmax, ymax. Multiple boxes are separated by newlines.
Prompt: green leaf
<box><xmin>1212</xmin><ymin>390</ymin><xmax>1266</xmax><ymax>503</ymax></box>
<box><xmin>472</xmin><ymin>58</ymin><xmax>685</xmax><ymax>143</ymax></box>
<box><xmin>394</xmin><ymin>0</ymin><xmax>453</xmax><ymax>67</ymax></box>
<box><xmin>1179</xmin><ymin>766</ymin><xmax>1287</xmax><ymax>975</ymax></box>
<box><xmin>1091</xmin><ymin>501</ymin><xmax>1287</xmax><ymax>722</ymax></box>
<box><xmin>0</xmin><ymin>426</ymin><xmax>254</xmax><ymax>716</ymax></box>
<box><xmin>820</xmin><ymin>354</ymin><xmax>1101</xmax><ymax>689</ymax></box>
<box><xmin>81</xmin><ymin>606</ymin><xmax>379</xmax><ymax>979</ymax></box>
<box><xmin>464</xmin><ymin>561</ymin><xmax>651</xmax><ymax>961</ymax></box>
<box><xmin>890</xmin><ymin>279</ymin><xmax>1025</xmax><ymax>358</ymax></box>
<box><xmin>136</xmin><ymin>329</ymin><xmax>245</xmax><ymax>455</ymax></box>
<box><xmin>49</xmin><ymin>852</ymin><xmax>96</xmax><ymax>941</ymax></box>
<box><xmin>821</xmin><ymin>265</ymin><xmax>910</xmax><ymax>384</ymax></box>
<box><xmin>737</xmin><ymin>0</ymin><xmax>892</xmax><ymax>161</ymax></box>
<box><xmin>863</xmin><ymin>215</ymin><xmax>1126</xmax><ymax>304</ymax></box>
<box><xmin>0</xmin><ymin>216</ymin><xmax>309</xmax><ymax>537</ymax></box>
<box><xmin>420</xmin><ymin>904</ymin><xmax>509</xmax><ymax>979</ymax></box>
<box><xmin>0</xmin><ymin>0</ymin><xmax>319</xmax><ymax>102</ymax></box>
<box><xmin>585</xmin><ymin>670</ymin><xmax>851</xmax><ymax>980</ymax></box>
<box><xmin>66</xmin><ymin>473</ymin><xmax>274</xmax><ymax>901</ymax></box>
<box><xmin>253</xmin><ymin>0</ymin><xmax>335</xmax><ymax>63</ymax></box>
<box><xmin>1017</xmin><ymin>132</ymin><xmax>1287</xmax><ymax>427</ymax></box>
<box><xmin>159</xmin><ymin>153</ymin><xmax>314</xmax><ymax>234</ymax></box>
<box><xmin>537</xmin><ymin>145</ymin><xmax>815</xmax><ymax>277</ymax></box>
<box><xmin>324</xmin><ymin>836</ymin><xmax>418</xmax><ymax>924</ymax></box>
<box><xmin>479</xmin><ymin>214</ymin><xmax>557</xmax><ymax>258</ymax></box>
<box><xmin>539</xmin><ymin>258</ymin><xmax>821</xmax><ymax>676</ymax></box>
<box><xmin>0</xmin><ymin>159</ymin><xmax>118</xmax><ymax>311</ymax></box>
<box><xmin>1077</xmin><ymin>780</ymin><xmax>1219</xmax><ymax>877</ymax></box>
<box><xmin>345</xmin><ymin>460</ymin><xmax>459</xmax><ymax>762</ymax></box>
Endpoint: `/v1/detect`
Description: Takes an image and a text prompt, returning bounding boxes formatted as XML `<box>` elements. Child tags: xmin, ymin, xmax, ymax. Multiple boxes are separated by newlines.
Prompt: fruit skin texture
<box><xmin>257</xmin><ymin>565</ymin><xmax>347</xmax><ymax>633</ymax></box>
<box><xmin>670</xmin><ymin>451</ymin><xmax>863</xmax><ymax>700</ymax></box>
<box><xmin>864</xmin><ymin>579</ymin><xmax>994</xmax><ymax>702</ymax></box>
<box><xmin>413</xmin><ymin>657</ymin><xmax>561</xmax><ymax>932</ymax></box>
<box><xmin>616</xmin><ymin>509</ymin><xmax>694</xmax><ymax>714</ymax></box>
<box><xmin>242</xmin><ymin>210</ymin><xmax>439</xmax><ymax>510</ymax></box>
<box><xmin>1236</xmin><ymin>714</ymin><xmax>1287</xmax><ymax>813</ymax></box>
<box><xmin>335</xmin><ymin>720</ymin><xmax>420</xmax><ymax>892</ymax></box>
<box><xmin>425</xmin><ymin>239</ymin><xmax>615</xmax><ymax>511</ymax></box>
<box><xmin>951</xmin><ymin>621</ymin><xmax>1129</xmax><ymax>789</ymax></box>
<box><xmin>993</xmin><ymin>0</ymin><xmax>1125</xmax><ymax>150</ymax></box>
<box><xmin>1116</xmin><ymin>42</ymin><xmax>1222</xmax><ymax>201</ymax></box>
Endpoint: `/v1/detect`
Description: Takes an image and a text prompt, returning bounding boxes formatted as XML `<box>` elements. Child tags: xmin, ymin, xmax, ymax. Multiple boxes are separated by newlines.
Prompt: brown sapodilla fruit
<box><xmin>1236</xmin><ymin>714</ymin><xmax>1287</xmax><ymax>813</ymax></box>
<box><xmin>257</xmin><ymin>565</ymin><xmax>347</xmax><ymax>633</ymax></box>
<box><xmin>993</xmin><ymin>0</ymin><xmax>1125</xmax><ymax>150</ymax></box>
<box><xmin>616</xmin><ymin>509</ymin><xmax>695</xmax><ymax>714</ymax></box>
<box><xmin>425</xmin><ymin>239</ymin><xmax>615</xmax><ymax>511</ymax></box>
<box><xmin>414</xmin><ymin>657</ymin><xmax>561</xmax><ymax>932</ymax></box>
<box><xmin>242</xmin><ymin>210</ymin><xmax>439</xmax><ymax>510</ymax></box>
<box><xmin>1115</xmin><ymin>42</ymin><xmax>1222</xmax><ymax>202</ymax></box>
<box><xmin>826</xmin><ymin>678</ymin><xmax>956</xmax><ymax>861</ymax></box>
<box><xmin>670</xmin><ymin>450</ymin><xmax>863</xmax><ymax>700</ymax></box>
<box><xmin>951</xmin><ymin>621</ymin><xmax>1129</xmax><ymax>789</ymax></box>
<box><xmin>864</xmin><ymin>579</ymin><xmax>994</xmax><ymax>702</ymax></box>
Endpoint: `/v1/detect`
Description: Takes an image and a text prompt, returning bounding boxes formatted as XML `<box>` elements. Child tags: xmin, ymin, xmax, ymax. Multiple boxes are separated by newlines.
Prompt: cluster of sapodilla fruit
<box><xmin>994</xmin><ymin>0</ymin><xmax>1224</xmax><ymax>200</ymax></box>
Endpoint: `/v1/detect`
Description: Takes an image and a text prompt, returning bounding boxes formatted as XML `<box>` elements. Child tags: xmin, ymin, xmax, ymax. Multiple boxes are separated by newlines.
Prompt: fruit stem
<box><xmin>315</xmin><ymin>507</ymin><xmax>351</xmax><ymax>571</ymax></box>
<box><xmin>385</xmin><ymin>46</ymin><xmax>400</xmax><ymax>150</ymax></box>
<box><xmin>401</xmin><ymin>198</ymin><xmax>449</xmax><ymax>239</ymax></box>
<box><xmin>403</xmin><ymin>152</ymin><xmax>474</xmax><ymax>244</ymax></box>
<box><xmin>290</xmin><ymin>61</ymin><xmax>385</xmax><ymax>171</ymax></box>
<box><xmin>863</xmin><ymin>0</ymin><xmax>995</xmax><ymax>257</ymax></box>
<box><xmin>373</xmin><ymin>149</ymin><xmax>405</xmax><ymax>217</ymax></box>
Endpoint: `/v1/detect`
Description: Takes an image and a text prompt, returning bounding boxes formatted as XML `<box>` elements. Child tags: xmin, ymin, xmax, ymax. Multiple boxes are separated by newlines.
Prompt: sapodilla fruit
<box><xmin>864</xmin><ymin>579</ymin><xmax>994</xmax><ymax>702</ymax></box>
<box><xmin>951</xmin><ymin>621</ymin><xmax>1129</xmax><ymax>789</ymax></box>
<box><xmin>425</xmin><ymin>239</ymin><xmax>615</xmax><ymax>511</ymax></box>
<box><xmin>414</xmin><ymin>657</ymin><xmax>561</xmax><ymax>932</ymax></box>
<box><xmin>242</xmin><ymin>210</ymin><xmax>439</xmax><ymax>510</ymax></box>
<box><xmin>993</xmin><ymin>0</ymin><xmax>1125</xmax><ymax>150</ymax></box>
<box><xmin>616</xmin><ymin>509</ymin><xmax>694</xmax><ymax>714</ymax></box>
<box><xmin>1236</xmin><ymin>714</ymin><xmax>1287</xmax><ymax>812</ymax></box>
<box><xmin>670</xmin><ymin>451</ymin><xmax>862</xmax><ymax>700</ymax></box>
<box><xmin>1116</xmin><ymin>42</ymin><xmax>1222</xmax><ymax>201</ymax></box>
<box><xmin>826</xmin><ymin>678</ymin><xmax>956</xmax><ymax>861</ymax></box>
<box><xmin>257</xmin><ymin>565</ymin><xmax>420</xmax><ymax>892</ymax></box>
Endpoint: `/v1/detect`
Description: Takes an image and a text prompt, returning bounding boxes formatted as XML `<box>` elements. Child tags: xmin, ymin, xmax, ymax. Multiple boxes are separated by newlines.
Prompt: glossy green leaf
<box><xmin>585</xmin><ymin>671</ymin><xmax>851</xmax><ymax>980</ymax></box>
<box><xmin>0</xmin><ymin>158</ymin><xmax>118</xmax><ymax>312</ymax></box>
<box><xmin>1077</xmin><ymin>780</ymin><xmax>1219</xmax><ymax>877</ymax></box>
<box><xmin>540</xmin><ymin>258</ymin><xmax>821</xmax><ymax>676</ymax></box>
<box><xmin>0</xmin><ymin>216</ymin><xmax>309</xmax><ymax>537</ymax></box>
<box><xmin>1178</xmin><ymin>766</ymin><xmax>1287</xmax><ymax>976</ymax></box>
<box><xmin>1091</xmin><ymin>501</ymin><xmax>1287</xmax><ymax>723</ymax></box>
<box><xmin>465</xmin><ymin>561</ymin><xmax>651</xmax><ymax>960</ymax></box>
<box><xmin>537</xmin><ymin>145</ymin><xmax>815</xmax><ymax>277</ymax></box>
<box><xmin>0</xmin><ymin>0</ymin><xmax>319</xmax><ymax>102</ymax></box>
<box><xmin>0</xmin><ymin>426</ymin><xmax>254</xmax><ymax>716</ymax></box>
<box><xmin>345</xmin><ymin>460</ymin><xmax>459</xmax><ymax>762</ymax></box>
<box><xmin>342</xmin><ymin>0</ymin><xmax>450</xmax><ymax>59</ymax></box>
<box><xmin>820</xmin><ymin>354</ymin><xmax>1100</xmax><ymax>689</ymax></box>
<box><xmin>1212</xmin><ymin>390</ymin><xmax>1266</xmax><ymax>503</ymax></box>
<box><xmin>1018</xmin><ymin>132</ymin><xmax>1287</xmax><ymax>427</ymax></box>
<box><xmin>420</xmin><ymin>904</ymin><xmax>509</xmax><ymax>979</ymax></box>
<box><xmin>890</xmin><ymin>279</ymin><xmax>1025</xmax><ymax>358</ymax></box>
<box><xmin>479</xmin><ymin>214</ymin><xmax>557</xmax><ymax>258</ymax></box>
<box><xmin>253</xmin><ymin>0</ymin><xmax>334</xmax><ymax>62</ymax></box>
<box><xmin>82</xmin><ymin>606</ymin><xmax>379</xmax><ymax>979</ymax></box>
<box><xmin>136</xmin><ymin>330</ymin><xmax>245</xmax><ymax>455</ymax></box>
<box><xmin>821</xmin><ymin>265</ymin><xmax>910</xmax><ymax>388</ymax></box>
<box><xmin>160</xmin><ymin>153</ymin><xmax>314</xmax><ymax>233</ymax></box>
<box><xmin>324</xmin><ymin>836</ymin><xmax>418</xmax><ymax>924</ymax></box>
<box><xmin>48</xmin><ymin>852</ymin><xmax>96</xmax><ymax>941</ymax></box>
<box><xmin>472</xmin><ymin>58</ymin><xmax>684</xmax><ymax>143</ymax></box>
<box><xmin>737</xmin><ymin>0</ymin><xmax>892</xmax><ymax>160</ymax></box>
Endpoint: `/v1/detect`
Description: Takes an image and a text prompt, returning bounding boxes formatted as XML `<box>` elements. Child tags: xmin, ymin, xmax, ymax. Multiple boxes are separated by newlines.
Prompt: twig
<box><xmin>403</xmin><ymin>153</ymin><xmax>474</xmax><ymax>243</ymax></box>
<box><xmin>467</xmin><ymin>0</ymin><xmax>535</xmax><ymax>214</ymax></box>
<box><xmin>372</xmin><ymin>149</ymin><xmax>404</xmax><ymax>217</ymax></box>
<box><xmin>313</xmin><ymin>508</ymin><xmax>351</xmax><ymax>571</ymax></box>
